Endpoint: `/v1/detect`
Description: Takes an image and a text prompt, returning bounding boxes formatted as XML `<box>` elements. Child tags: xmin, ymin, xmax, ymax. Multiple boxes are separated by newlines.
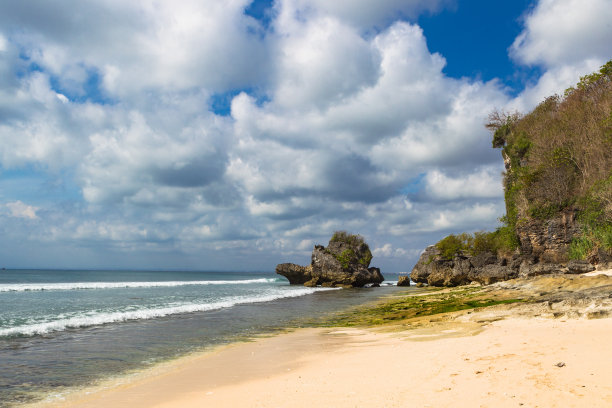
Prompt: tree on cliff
<box><xmin>486</xmin><ymin>60</ymin><xmax>612</xmax><ymax>261</ymax></box>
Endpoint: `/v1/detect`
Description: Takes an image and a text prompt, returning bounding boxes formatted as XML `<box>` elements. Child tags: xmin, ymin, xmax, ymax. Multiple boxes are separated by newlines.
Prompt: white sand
<box><xmin>584</xmin><ymin>268</ymin><xmax>612</xmax><ymax>277</ymax></box>
<box><xmin>34</xmin><ymin>315</ymin><xmax>612</xmax><ymax>408</ymax></box>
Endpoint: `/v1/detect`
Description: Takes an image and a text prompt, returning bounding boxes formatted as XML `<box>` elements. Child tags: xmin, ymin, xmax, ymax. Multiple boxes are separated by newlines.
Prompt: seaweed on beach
<box><xmin>306</xmin><ymin>287</ymin><xmax>525</xmax><ymax>328</ymax></box>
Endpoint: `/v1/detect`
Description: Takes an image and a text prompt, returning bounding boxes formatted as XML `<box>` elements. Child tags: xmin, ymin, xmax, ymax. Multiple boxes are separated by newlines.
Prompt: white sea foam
<box><xmin>0</xmin><ymin>287</ymin><xmax>339</xmax><ymax>337</ymax></box>
<box><xmin>0</xmin><ymin>278</ymin><xmax>278</xmax><ymax>292</ymax></box>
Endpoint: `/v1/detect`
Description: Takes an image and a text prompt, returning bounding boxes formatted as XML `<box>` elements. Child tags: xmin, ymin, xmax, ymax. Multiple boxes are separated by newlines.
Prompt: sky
<box><xmin>0</xmin><ymin>0</ymin><xmax>610</xmax><ymax>272</ymax></box>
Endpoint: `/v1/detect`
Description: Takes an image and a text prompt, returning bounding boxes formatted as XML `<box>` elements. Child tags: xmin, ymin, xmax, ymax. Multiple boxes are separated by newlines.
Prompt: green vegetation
<box><xmin>488</xmin><ymin>60</ymin><xmax>611</xmax><ymax>227</ymax></box>
<box><xmin>434</xmin><ymin>229</ymin><xmax>517</xmax><ymax>260</ymax></box>
<box><xmin>433</xmin><ymin>61</ymin><xmax>611</xmax><ymax>261</ymax></box>
<box><xmin>336</xmin><ymin>249</ymin><xmax>356</xmax><ymax>269</ymax></box>
<box><xmin>330</xmin><ymin>230</ymin><xmax>367</xmax><ymax>246</ymax></box>
<box><xmin>329</xmin><ymin>231</ymin><xmax>373</xmax><ymax>268</ymax></box>
<box><xmin>310</xmin><ymin>287</ymin><xmax>525</xmax><ymax>327</ymax></box>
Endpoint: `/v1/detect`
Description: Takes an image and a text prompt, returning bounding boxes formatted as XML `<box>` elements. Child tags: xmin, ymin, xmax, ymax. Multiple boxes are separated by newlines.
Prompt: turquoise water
<box><xmin>0</xmin><ymin>269</ymin><xmax>407</xmax><ymax>407</ymax></box>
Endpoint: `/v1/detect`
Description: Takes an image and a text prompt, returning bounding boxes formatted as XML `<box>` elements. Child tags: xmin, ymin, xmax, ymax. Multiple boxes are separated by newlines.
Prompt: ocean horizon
<box><xmin>0</xmin><ymin>268</ymin><xmax>408</xmax><ymax>407</ymax></box>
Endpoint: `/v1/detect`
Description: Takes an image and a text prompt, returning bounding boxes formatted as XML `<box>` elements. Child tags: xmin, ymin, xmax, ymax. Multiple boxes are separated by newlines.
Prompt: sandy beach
<box><xmin>31</xmin><ymin>274</ymin><xmax>612</xmax><ymax>408</ymax></box>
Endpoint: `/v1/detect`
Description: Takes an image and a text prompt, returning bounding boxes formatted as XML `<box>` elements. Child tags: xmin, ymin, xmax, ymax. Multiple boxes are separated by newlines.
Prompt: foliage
<box><xmin>434</xmin><ymin>228</ymin><xmax>518</xmax><ymax>260</ymax></box>
<box><xmin>436</xmin><ymin>61</ymin><xmax>611</xmax><ymax>264</ymax></box>
<box><xmin>330</xmin><ymin>231</ymin><xmax>367</xmax><ymax>247</ymax></box>
<box><xmin>487</xmin><ymin>60</ymin><xmax>612</xmax><ymax>229</ymax></box>
<box><xmin>435</xmin><ymin>233</ymin><xmax>471</xmax><ymax>260</ymax></box>
<box><xmin>336</xmin><ymin>249</ymin><xmax>355</xmax><ymax>269</ymax></box>
<box><xmin>569</xmin><ymin>235</ymin><xmax>595</xmax><ymax>260</ymax></box>
<box><xmin>329</xmin><ymin>231</ymin><xmax>373</xmax><ymax>269</ymax></box>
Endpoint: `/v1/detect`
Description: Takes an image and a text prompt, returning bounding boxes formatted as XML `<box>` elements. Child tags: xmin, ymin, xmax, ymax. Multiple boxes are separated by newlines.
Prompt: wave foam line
<box><xmin>0</xmin><ymin>278</ymin><xmax>278</xmax><ymax>292</ymax></box>
<box><xmin>0</xmin><ymin>287</ymin><xmax>339</xmax><ymax>337</ymax></box>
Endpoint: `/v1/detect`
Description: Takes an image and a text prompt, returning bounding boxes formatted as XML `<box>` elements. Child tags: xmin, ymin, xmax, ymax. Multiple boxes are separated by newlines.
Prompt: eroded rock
<box><xmin>276</xmin><ymin>232</ymin><xmax>383</xmax><ymax>288</ymax></box>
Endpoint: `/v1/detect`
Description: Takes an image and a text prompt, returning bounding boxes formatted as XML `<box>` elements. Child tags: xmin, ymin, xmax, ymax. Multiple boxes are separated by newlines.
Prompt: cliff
<box><xmin>410</xmin><ymin>60</ymin><xmax>612</xmax><ymax>287</ymax></box>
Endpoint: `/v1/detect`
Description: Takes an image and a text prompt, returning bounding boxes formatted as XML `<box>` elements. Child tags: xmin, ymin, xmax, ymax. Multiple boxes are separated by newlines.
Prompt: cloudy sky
<box><xmin>0</xmin><ymin>0</ymin><xmax>610</xmax><ymax>272</ymax></box>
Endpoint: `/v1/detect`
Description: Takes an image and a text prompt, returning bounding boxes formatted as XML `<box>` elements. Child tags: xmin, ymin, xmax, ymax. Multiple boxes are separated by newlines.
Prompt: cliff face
<box><xmin>276</xmin><ymin>232</ymin><xmax>384</xmax><ymax>288</ymax></box>
<box><xmin>495</xmin><ymin>61</ymin><xmax>612</xmax><ymax>269</ymax></box>
<box><xmin>409</xmin><ymin>61</ymin><xmax>612</xmax><ymax>287</ymax></box>
<box><xmin>515</xmin><ymin>209</ymin><xmax>582</xmax><ymax>264</ymax></box>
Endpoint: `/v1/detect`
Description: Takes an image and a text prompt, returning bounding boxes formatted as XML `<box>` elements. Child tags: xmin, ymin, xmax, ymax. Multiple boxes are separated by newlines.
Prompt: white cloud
<box><xmin>0</xmin><ymin>0</ymin><xmax>270</xmax><ymax>98</ymax></box>
<box><xmin>511</xmin><ymin>0</ymin><xmax>612</xmax><ymax>110</ymax></box>
<box><xmin>423</xmin><ymin>165</ymin><xmax>504</xmax><ymax>201</ymax></box>
<box><xmin>373</xmin><ymin>243</ymin><xmax>393</xmax><ymax>257</ymax></box>
<box><xmin>0</xmin><ymin>0</ymin><xmax>606</xmax><ymax>271</ymax></box>
<box><xmin>281</xmin><ymin>0</ymin><xmax>452</xmax><ymax>31</ymax></box>
<box><xmin>510</xmin><ymin>0</ymin><xmax>612</xmax><ymax>68</ymax></box>
<box><xmin>0</xmin><ymin>33</ymin><xmax>7</xmax><ymax>52</ymax></box>
<box><xmin>6</xmin><ymin>201</ymin><xmax>38</xmax><ymax>219</ymax></box>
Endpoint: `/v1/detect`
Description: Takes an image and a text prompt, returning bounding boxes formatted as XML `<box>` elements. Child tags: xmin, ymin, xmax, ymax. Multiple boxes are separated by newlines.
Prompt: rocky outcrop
<box><xmin>567</xmin><ymin>260</ymin><xmax>596</xmax><ymax>274</ymax></box>
<box><xmin>516</xmin><ymin>210</ymin><xmax>582</xmax><ymax>264</ymax></box>
<box><xmin>407</xmin><ymin>205</ymin><xmax>606</xmax><ymax>287</ymax></box>
<box><xmin>275</xmin><ymin>263</ymin><xmax>313</xmax><ymax>285</ymax></box>
<box><xmin>408</xmin><ymin>242</ymin><xmax>599</xmax><ymax>287</ymax></box>
<box><xmin>276</xmin><ymin>233</ymin><xmax>384</xmax><ymax>288</ymax></box>
<box><xmin>468</xmin><ymin>264</ymin><xmax>518</xmax><ymax>285</ymax></box>
<box><xmin>397</xmin><ymin>275</ymin><xmax>411</xmax><ymax>286</ymax></box>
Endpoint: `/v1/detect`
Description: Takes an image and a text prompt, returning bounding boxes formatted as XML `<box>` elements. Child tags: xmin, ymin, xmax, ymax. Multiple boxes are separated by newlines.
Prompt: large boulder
<box><xmin>409</xmin><ymin>245</ymin><xmax>521</xmax><ymax>287</ymax></box>
<box><xmin>567</xmin><ymin>259</ymin><xmax>596</xmax><ymax>274</ymax></box>
<box><xmin>468</xmin><ymin>264</ymin><xmax>518</xmax><ymax>285</ymax></box>
<box><xmin>426</xmin><ymin>257</ymin><xmax>472</xmax><ymax>287</ymax></box>
<box><xmin>276</xmin><ymin>232</ymin><xmax>384</xmax><ymax>288</ymax></box>
<box><xmin>397</xmin><ymin>275</ymin><xmax>411</xmax><ymax>286</ymax></box>
<box><xmin>410</xmin><ymin>246</ymin><xmax>440</xmax><ymax>284</ymax></box>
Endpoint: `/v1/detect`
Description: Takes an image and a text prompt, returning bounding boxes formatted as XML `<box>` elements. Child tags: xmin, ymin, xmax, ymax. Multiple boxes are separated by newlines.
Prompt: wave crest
<box><xmin>0</xmin><ymin>278</ymin><xmax>279</xmax><ymax>292</ymax></box>
<box><xmin>0</xmin><ymin>287</ymin><xmax>338</xmax><ymax>337</ymax></box>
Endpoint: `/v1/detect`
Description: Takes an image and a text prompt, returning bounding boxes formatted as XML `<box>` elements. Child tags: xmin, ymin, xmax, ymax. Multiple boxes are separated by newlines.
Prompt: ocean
<box><xmin>0</xmin><ymin>269</ymin><xmax>409</xmax><ymax>407</ymax></box>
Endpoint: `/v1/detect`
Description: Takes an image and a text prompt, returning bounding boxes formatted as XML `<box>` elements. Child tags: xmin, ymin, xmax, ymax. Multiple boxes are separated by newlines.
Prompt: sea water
<box><xmin>0</xmin><ymin>269</ymin><xmax>409</xmax><ymax>407</ymax></box>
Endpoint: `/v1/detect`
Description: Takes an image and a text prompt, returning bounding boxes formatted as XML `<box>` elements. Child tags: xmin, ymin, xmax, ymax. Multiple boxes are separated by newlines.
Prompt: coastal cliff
<box><xmin>276</xmin><ymin>231</ymin><xmax>384</xmax><ymax>287</ymax></box>
<box><xmin>410</xmin><ymin>60</ymin><xmax>612</xmax><ymax>287</ymax></box>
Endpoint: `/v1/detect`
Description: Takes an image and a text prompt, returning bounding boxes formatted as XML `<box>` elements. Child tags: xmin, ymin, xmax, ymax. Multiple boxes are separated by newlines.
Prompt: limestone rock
<box><xmin>566</xmin><ymin>260</ymin><xmax>595</xmax><ymax>274</ymax></box>
<box><xmin>276</xmin><ymin>232</ymin><xmax>383</xmax><ymax>288</ymax></box>
<box><xmin>519</xmin><ymin>262</ymin><xmax>564</xmax><ymax>278</ymax></box>
<box><xmin>516</xmin><ymin>210</ymin><xmax>581</xmax><ymax>264</ymax></box>
<box><xmin>275</xmin><ymin>263</ymin><xmax>313</xmax><ymax>285</ymax></box>
<box><xmin>410</xmin><ymin>246</ymin><xmax>440</xmax><ymax>284</ymax></box>
<box><xmin>469</xmin><ymin>264</ymin><xmax>518</xmax><ymax>285</ymax></box>
<box><xmin>397</xmin><ymin>275</ymin><xmax>411</xmax><ymax>286</ymax></box>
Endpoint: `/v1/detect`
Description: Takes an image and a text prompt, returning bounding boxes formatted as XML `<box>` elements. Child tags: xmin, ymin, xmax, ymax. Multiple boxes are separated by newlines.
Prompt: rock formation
<box><xmin>516</xmin><ymin>210</ymin><xmax>582</xmax><ymax>264</ymax></box>
<box><xmin>407</xmin><ymin>236</ymin><xmax>605</xmax><ymax>287</ymax></box>
<box><xmin>276</xmin><ymin>232</ymin><xmax>384</xmax><ymax>288</ymax></box>
<box><xmin>397</xmin><ymin>275</ymin><xmax>411</xmax><ymax>286</ymax></box>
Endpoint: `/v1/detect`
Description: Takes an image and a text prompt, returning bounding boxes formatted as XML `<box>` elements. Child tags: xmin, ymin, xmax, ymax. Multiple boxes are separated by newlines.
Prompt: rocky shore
<box><xmin>409</xmin><ymin>211</ymin><xmax>612</xmax><ymax>287</ymax></box>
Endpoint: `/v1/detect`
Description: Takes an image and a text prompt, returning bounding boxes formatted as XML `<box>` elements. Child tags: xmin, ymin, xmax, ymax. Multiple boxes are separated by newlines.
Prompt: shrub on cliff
<box><xmin>329</xmin><ymin>231</ymin><xmax>373</xmax><ymax>268</ymax></box>
<box><xmin>434</xmin><ymin>229</ymin><xmax>516</xmax><ymax>260</ymax></box>
<box><xmin>487</xmin><ymin>60</ymin><xmax>612</xmax><ymax>260</ymax></box>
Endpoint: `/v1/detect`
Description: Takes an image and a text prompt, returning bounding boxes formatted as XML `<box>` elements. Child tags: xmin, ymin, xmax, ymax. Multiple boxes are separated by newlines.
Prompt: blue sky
<box><xmin>0</xmin><ymin>0</ymin><xmax>610</xmax><ymax>271</ymax></box>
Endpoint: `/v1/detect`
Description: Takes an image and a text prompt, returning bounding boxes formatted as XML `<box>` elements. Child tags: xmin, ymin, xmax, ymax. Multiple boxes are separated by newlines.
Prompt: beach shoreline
<box><xmin>26</xmin><ymin>274</ymin><xmax>612</xmax><ymax>408</ymax></box>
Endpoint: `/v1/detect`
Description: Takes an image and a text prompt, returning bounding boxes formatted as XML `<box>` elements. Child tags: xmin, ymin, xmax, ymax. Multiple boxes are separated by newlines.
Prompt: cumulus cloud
<box><xmin>0</xmin><ymin>0</ymin><xmax>606</xmax><ymax>271</ymax></box>
<box><xmin>510</xmin><ymin>0</ymin><xmax>612</xmax><ymax>68</ymax></box>
<box><xmin>511</xmin><ymin>0</ymin><xmax>612</xmax><ymax>110</ymax></box>
<box><xmin>422</xmin><ymin>165</ymin><xmax>504</xmax><ymax>202</ymax></box>
<box><xmin>6</xmin><ymin>201</ymin><xmax>38</xmax><ymax>219</ymax></box>
<box><xmin>280</xmin><ymin>0</ymin><xmax>452</xmax><ymax>31</ymax></box>
<box><xmin>0</xmin><ymin>0</ymin><xmax>270</xmax><ymax>98</ymax></box>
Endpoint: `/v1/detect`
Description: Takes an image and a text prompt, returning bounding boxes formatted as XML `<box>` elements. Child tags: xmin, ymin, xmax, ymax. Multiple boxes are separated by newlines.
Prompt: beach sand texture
<box><xmin>34</xmin><ymin>312</ymin><xmax>612</xmax><ymax>408</ymax></box>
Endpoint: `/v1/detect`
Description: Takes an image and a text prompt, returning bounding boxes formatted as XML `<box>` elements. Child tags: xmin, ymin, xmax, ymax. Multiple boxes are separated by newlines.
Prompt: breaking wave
<box><xmin>0</xmin><ymin>278</ymin><xmax>279</xmax><ymax>292</ymax></box>
<box><xmin>0</xmin><ymin>287</ymin><xmax>338</xmax><ymax>337</ymax></box>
